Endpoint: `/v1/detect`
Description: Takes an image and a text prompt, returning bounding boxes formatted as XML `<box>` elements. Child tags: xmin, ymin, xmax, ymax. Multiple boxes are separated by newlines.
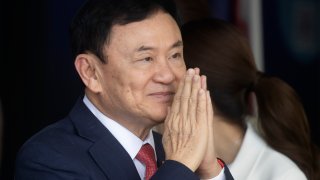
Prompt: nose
<box><xmin>153</xmin><ymin>59</ymin><xmax>175</xmax><ymax>84</ymax></box>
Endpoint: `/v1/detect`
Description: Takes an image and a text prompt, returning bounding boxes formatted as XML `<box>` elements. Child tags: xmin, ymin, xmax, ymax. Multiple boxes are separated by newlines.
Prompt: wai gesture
<box><xmin>162</xmin><ymin>68</ymin><xmax>222</xmax><ymax>178</ymax></box>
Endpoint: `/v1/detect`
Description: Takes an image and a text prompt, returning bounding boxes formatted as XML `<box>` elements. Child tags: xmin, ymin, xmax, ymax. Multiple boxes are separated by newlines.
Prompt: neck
<box><xmin>214</xmin><ymin>117</ymin><xmax>245</xmax><ymax>164</ymax></box>
<box><xmin>85</xmin><ymin>90</ymin><xmax>153</xmax><ymax>140</ymax></box>
<box><xmin>130</xmin><ymin>125</ymin><xmax>153</xmax><ymax>140</ymax></box>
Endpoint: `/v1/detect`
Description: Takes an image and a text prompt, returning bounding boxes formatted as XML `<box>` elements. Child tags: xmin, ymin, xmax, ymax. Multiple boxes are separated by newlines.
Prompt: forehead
<box><xmin>107</xmin><ymin>11</ymin><xmax>182</xmax><ymax>50</ymax></box>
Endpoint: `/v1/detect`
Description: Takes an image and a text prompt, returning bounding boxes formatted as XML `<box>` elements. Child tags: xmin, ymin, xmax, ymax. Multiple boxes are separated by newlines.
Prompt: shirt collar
<box><xmin>83</xmin><ymin>95</ymin><xmax>156</xmax><ymax>160</ymax></box>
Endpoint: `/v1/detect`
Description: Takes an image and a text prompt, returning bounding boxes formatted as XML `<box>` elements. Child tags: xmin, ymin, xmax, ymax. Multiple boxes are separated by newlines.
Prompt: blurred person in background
<box><xmin>181</xmin><ymin>18</ymin><xmax>319</xmax><ymax>180</ymax></box>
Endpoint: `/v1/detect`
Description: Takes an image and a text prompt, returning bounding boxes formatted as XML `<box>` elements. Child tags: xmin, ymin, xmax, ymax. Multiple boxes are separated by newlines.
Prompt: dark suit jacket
<box><xmin>15</xmin><ymin>99</ymin><xmax>233</xmax><ymax>180</ymax></box>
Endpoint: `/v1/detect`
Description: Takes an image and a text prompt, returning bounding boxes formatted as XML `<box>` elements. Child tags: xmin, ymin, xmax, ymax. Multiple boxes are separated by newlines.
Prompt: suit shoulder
<box><xmin>21</xmin><ymin>117</ymin><xmax>75</xmax><ymax>147</ymax></box>
<box><xmin>15</xmin><ymin>116</ymin><xmax>94</xmax><ymax>178</ymax></box>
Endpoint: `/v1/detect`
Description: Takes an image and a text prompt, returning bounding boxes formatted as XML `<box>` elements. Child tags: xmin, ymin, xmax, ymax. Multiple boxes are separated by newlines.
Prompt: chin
<box><xmin>144</xmin><ymin>102</ymin><xmax>170</xmax><ymax>123</ymax></box>
<box><xmin>151</xmin><ymin>109</ymin><xmax>168</xmax><ymax>123</ymax></box>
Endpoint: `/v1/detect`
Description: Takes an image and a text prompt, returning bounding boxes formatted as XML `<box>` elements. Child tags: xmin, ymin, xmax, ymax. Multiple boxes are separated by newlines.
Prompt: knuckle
<box><xmin>196</xmin><ymin>107</ymin><xmax>205</xmax><ymax>114</ymax></box>
<box><xmin>182</xmin><ymin>96</ymin><xmax>190</xmax><ymax>102</ymax></box>
<box><xmin>188</xmin><ymin>96</ymin><xmax>197</xmax><ymax>104</ymax></box>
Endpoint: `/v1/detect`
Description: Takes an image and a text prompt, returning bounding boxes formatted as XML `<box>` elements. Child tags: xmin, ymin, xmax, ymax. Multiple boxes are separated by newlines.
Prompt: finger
<box><xmin>206</xmin><ymin>90</ymin><xmax>216</xmax><ymax>157</ymax></box>
<box><xmin>168</xmin><ymin>71</ymin><xmax>186</xmax><ymax>136</ymax></box>
<box><xmin>207</xmin><ymin>91</ymin><xmax>214</xmax><ymax>128</ymax></box>
<box><xmin>163</xmin><ymin>107</ymin><xmax>171</xmax><ymax>133</ymax></box>
<box><xmin>207</xmin><ymin>90</ymin><xmax>216</xmax><ymax>152</ymax></box>
<box><xmin>195</xmin><ymin>88</ymin><xmax>208</xmax><ymax>161</ymax></box>
<box><xmin>196</xmin><ymin>89</ymin><xmax>207</xmax><ymax>124</ymax></box>
<box><xmin>201</xmin><ymin>75</ymin><xmax>207</xmax><ymax>91</ymax></box>
<box><xmin>188</xmin><ymin>74</ymin><xmax>201</xmax><ymax>127</ymax></box>
<box><xmin>171</xmin><ymin>69</ymin><xmax>188</xmax><ymax>115</ymax></box>
<box><xmin>179</xmin><ymin>69</ymin><xmax>194</xmax><ymax>130</ymax></box>
<box><xmin>166</xmin><ymin>107</ymin><xmax>177</xmax><ymax>152</ymax></box>
<box><xmin>194</xmin><ymin>67</ymin><xmax>200</xmax><ymax>75</ymax></box>
<box><xmin>164</xmin><ymin>107</ymin><xmax>181</xmax><ymax>153</ymax></box>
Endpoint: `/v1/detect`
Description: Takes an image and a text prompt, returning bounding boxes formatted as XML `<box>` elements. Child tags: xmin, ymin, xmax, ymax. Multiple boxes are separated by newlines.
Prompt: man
<box><xmin>15</xmin><ymin>0</ymin><xmax>233</xmax><ymax>179</ymax></box>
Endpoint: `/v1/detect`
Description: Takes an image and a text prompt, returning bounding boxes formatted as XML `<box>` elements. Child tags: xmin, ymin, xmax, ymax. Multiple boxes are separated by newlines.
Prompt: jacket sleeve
<box><xmin>151</xmin><ymin>160</ymin><xmax>199</xmax><ymax>180</ymax></box>
<box><xmin>151</xmin><ymin>160</ymin><xmax>234</xmax><ymax>180</ymax></box>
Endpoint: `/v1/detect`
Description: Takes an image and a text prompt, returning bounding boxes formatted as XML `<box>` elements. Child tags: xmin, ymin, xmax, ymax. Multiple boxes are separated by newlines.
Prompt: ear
<box><xmin>74</xmin><ymin>54</ymin><xmax>102</xmax><ymax>93</ymax></box>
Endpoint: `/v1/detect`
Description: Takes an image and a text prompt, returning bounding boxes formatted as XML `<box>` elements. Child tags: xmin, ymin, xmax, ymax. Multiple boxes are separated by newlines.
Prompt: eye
<box><xmin>170</xmin><ymin>53</ymin><xmax>182</xmax><ymax>59</ymax></box>
<box><xmin>143</xmin><ymin>57</ymin><xmax>153</xmax><ymax>62</ymax></box>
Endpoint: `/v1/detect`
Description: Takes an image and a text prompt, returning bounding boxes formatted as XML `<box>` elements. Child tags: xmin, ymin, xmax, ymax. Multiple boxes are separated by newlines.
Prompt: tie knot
<box><xmin>136</xmin><ymin>143</ymin><xmax>157</xmax><ymax>180</ymax></box>
<box><xmin>136</xmin><ymin>144</ymin><xmax>156</xmax><ymax>163</ymax></box>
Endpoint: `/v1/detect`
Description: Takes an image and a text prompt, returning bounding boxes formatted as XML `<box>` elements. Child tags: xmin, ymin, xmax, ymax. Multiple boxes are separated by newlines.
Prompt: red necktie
<box><xmin>136</xmin><ymin>143</ymin><xmax>157</xmax><ymax>180</ymax></box>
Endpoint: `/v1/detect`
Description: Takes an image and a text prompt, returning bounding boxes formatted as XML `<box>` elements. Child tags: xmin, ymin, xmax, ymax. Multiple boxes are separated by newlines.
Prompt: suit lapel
<box><xmin>69</xmin><ymin>99</ymin><xmax>140</xmax><ymax>180</ymax></box>
<box><xmin>89</xmin><ymin>136</ymin><xmax>140</xmax><ymax>180</ymax></box>
<box><xmin>153</xmin><ymin>131</ymin><xmax>165</xmax><ymax>167</ymax></box>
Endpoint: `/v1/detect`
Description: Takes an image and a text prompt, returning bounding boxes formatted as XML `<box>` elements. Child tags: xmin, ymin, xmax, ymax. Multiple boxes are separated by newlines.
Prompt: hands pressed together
<box><xmin>162</xmin><ymin>68</ymin><xmax>222</xmax><ymax>179</ymax></box>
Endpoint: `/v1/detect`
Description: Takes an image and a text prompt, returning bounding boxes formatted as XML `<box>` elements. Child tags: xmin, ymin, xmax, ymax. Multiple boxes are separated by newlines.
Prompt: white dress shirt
<box><xmin>83</xmin><ymin>96</ymin><xmax>155</xmax><ymax>179</ymax></box>
<box><xmin>83</xmin><ymin>95</ymin><xmax>225</xmax><ymax>180</ymax></box>
<box><xmin>229</xmin><ymin>121</ymin><xmax>307</xmax><ymax>180</ymax></box>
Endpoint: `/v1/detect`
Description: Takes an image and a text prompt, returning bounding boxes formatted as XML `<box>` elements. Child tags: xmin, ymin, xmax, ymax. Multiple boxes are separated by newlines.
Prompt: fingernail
<box><xmin>187</xmin><ymin>68</ymin><xmax>194</xmax><ymax>75</ymax></box>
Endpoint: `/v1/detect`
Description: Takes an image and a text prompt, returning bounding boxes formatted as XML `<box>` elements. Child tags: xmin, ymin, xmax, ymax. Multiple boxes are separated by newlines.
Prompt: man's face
<box><xmin>95</xmin><ymin>11</ymin><xmax>186</xmax><ymax>129</ymax></box>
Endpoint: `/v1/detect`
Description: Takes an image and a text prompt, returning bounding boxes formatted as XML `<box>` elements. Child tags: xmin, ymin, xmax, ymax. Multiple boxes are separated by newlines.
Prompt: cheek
<box><xmin>128</xmin><ymin>72</ymin><xmax>150</xmax><ymax>94</ymax></box>
<box><xmin>119</xmin><ymin>71</ymin><xmax>150</xmax><ymax>98</ymax></box>
<box><xmin>175</xmin><ymin>65</ymin><xmax>186</xmax><ymax>80</ymax></box>
<box><xmin>102</xmin><ymin>69</ymin><xmax>126</xmax><ymax>96</ymax></box>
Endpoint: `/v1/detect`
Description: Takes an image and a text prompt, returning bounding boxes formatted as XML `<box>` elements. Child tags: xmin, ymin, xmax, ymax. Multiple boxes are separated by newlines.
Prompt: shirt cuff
<box><xmin>200</xmin><ymin>167</ymin><xmax>225</xmax><ymax>180</ymax></box>
<box><xmin>208</xmin><ymin>167</ymin><xmax>226</xmax><ymax>180</ymax></box>
<box><xmin>201</xmin><ymin>158</ymin><xmax>226</xmax><ymax>180</ymax></box>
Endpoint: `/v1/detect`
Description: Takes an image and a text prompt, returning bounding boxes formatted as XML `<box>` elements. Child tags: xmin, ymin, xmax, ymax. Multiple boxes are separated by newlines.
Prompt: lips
<box><xmin>148</xmin><ymin>92</ymin><xmax>175</xmax><ymax>102</ymax></box>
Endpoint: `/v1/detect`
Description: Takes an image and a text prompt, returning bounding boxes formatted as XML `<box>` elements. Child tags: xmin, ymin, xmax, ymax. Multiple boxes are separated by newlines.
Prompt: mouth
<box><xmin>148</xmin><ymin>92</ymin><xmax>175</xmax><ymax>103</ymax></box>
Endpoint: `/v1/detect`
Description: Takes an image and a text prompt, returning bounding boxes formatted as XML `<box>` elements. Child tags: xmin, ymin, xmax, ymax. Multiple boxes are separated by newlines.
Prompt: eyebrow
<box><xmin>171</xmin><ymin>40</ymin><xmax>183</xmax><ymax>48</ymax></box>
<box><xmin>136</xmin><ymin>40</ymin><xmax>183</xmax><ymax>52</ymax></box>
